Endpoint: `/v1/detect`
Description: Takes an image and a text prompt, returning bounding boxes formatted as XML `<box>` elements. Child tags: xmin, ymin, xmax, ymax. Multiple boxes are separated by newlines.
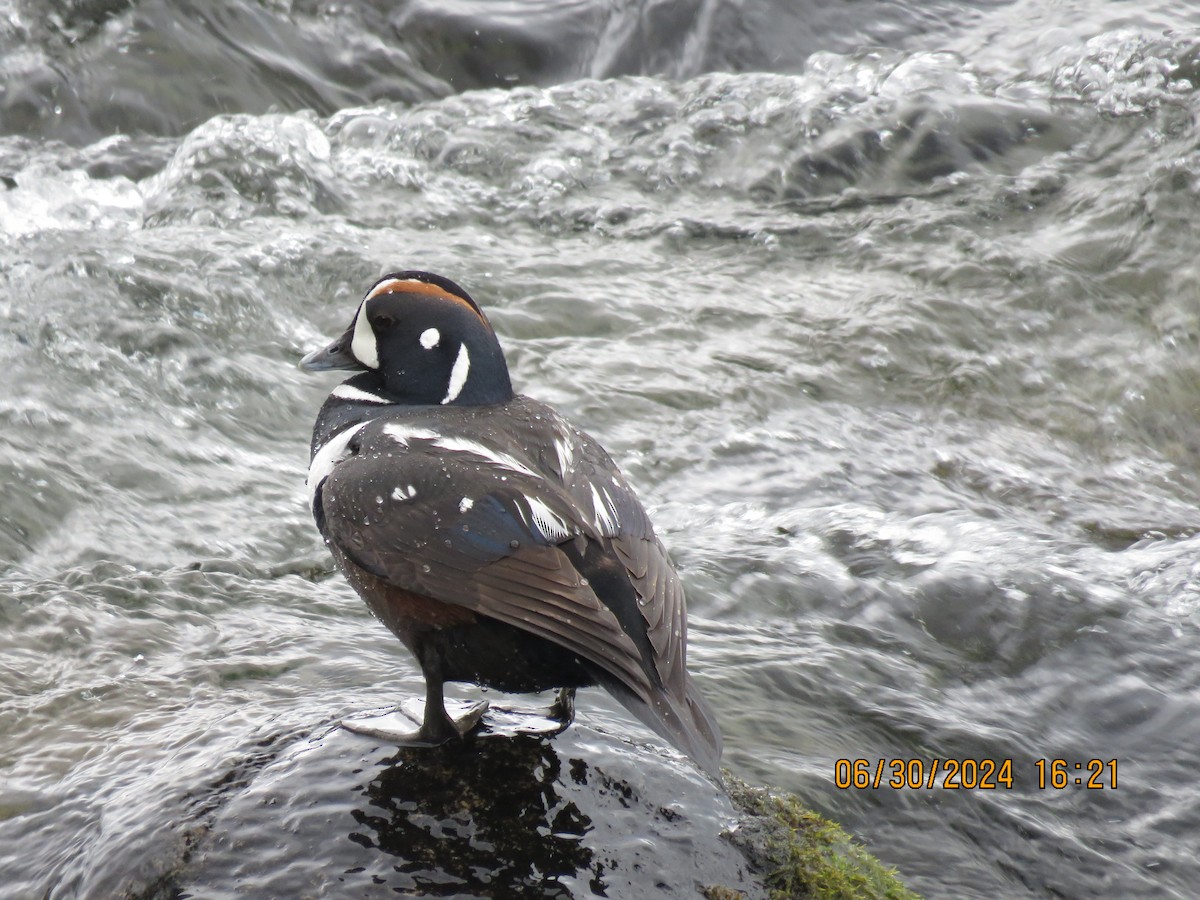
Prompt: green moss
<box><xmin>702</xmin><ymin>886</ymin><xmax>749</xmax><ymax>900</ymax></box>
<box><xmin>720</xmin><ymin>773</ymin><xmax>922</xmax><ymax>900</ymax></box>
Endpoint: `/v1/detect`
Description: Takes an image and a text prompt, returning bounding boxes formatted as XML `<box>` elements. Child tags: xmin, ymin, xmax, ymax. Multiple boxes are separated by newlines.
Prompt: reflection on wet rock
<box><xmin>351</xmin><ymin>737</ymin><xmax>600</xmax><ymax>895</ymax></box>
<box><xmin>170</xmin><ymin>725</ymin><xmax>761</xmax><ymax>898</ymax></box>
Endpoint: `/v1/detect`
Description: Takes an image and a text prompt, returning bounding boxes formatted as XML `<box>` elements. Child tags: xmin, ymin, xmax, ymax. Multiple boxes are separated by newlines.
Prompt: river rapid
<box><xmin>2</xmin><ymin>1</ymin><xmax>1200</xmax><ymax>897</ymax></box>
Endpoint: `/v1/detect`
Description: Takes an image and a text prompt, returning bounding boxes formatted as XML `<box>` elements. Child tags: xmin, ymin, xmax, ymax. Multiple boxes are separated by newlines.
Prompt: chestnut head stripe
<box><xmin>364</xmin><ymin>277</ymin><xmax>488</xmax><ymax>325</ymax></box>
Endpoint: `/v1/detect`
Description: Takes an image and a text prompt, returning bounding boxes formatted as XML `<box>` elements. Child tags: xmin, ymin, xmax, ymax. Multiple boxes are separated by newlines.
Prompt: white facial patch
<box><xmin>419</xmin><ymin>327</ymin><xmax>440</xmax><ymax>350</ymax></box>
<box><xmin>307</xmin><ymin>422</ymin><xmax>368</xmax><ymax>510</ymax></box>
<box><xmin>442</xmin><ymin>344</ymin><xmax>470</xmax><ymax>404</ymax></box>
<box><xmin>365</xmin><ymin>277</ymin><xmax>408</xmax><ymax>301</ymax></box>
<box><xmin>350</xmin><ymin>302</ymin><xmax>380</xmax><ymax>369</ymax></box>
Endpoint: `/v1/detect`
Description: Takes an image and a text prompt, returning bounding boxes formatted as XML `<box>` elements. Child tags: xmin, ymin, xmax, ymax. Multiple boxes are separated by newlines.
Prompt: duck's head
<box><xmin>300</xmin><ymin>271</ymin><xmax>513</xmax><ymax>406</ymax></box>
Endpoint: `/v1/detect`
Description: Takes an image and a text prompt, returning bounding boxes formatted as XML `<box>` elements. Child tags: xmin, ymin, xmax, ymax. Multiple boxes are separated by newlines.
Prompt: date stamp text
<box><xmin>833</xmin><ymin>758</ymin><xmax>1118</xmax><ymax>790</ymax></box>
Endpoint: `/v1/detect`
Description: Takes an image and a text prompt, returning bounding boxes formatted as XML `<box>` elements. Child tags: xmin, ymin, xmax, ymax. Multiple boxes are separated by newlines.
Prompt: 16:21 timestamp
<box><xmin>1036</xmin><ymin>758</ymin><xmax>1118</xmax><ymax>789</ymax></box>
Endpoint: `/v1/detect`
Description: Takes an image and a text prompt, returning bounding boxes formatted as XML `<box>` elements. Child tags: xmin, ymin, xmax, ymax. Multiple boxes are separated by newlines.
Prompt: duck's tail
<box><xmin>602</xmin><ymin>672</ymin><xmax>724</xmax><ymax>781</ymax></box>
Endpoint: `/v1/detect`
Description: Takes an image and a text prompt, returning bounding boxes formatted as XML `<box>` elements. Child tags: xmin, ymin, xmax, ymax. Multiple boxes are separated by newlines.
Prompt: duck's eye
<box><xmin>372</xmin><ymin>313</ymin><xmax>395</xmax><ymax>330</ymax></box>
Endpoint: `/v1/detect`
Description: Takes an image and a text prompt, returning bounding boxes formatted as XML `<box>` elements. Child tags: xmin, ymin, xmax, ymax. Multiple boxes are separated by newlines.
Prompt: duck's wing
<box><xmin>315</xmin><ymin>413</ymin><xmax>721</xmax><ymax>774</ymax></box>
<box><xmin>555</xmin><ymin>427</ymin><xmax>723</xmax><ymax>775</ymax></box>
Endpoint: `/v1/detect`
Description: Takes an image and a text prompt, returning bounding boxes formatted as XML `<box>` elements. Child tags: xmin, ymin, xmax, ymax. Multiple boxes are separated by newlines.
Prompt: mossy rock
<box><xmin>712</xmin><ymin>773</ymin><xmax>921</xmax><ymax>900</ymax></box>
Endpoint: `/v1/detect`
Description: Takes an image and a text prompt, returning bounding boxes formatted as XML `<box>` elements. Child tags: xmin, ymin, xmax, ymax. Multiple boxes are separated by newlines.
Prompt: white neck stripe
<box><xmin>442</xmin><ymin>344</ymin><xmax>470</xmax><ymax>404</ymax></box>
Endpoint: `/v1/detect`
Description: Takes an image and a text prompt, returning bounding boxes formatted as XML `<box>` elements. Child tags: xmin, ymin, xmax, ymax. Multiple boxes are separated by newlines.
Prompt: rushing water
<box><xmin>3</xmin><ymin>0</ymin><xmax>1200</xmax><ymax>897</ymax></box>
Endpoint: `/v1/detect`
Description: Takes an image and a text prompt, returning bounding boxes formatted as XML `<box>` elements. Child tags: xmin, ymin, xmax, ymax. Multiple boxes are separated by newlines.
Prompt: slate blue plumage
<box><xmin>302</xmin><ymin>271</ymin><xmax>722</xmax><ymax>777</ymax></box>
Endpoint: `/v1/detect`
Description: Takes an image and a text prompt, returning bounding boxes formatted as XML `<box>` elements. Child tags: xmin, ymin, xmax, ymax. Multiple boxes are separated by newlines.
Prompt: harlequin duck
<box><xmin>300</xmin><ymin>271</ymin><xmax>722</xmax><ymax>777</ymax></box>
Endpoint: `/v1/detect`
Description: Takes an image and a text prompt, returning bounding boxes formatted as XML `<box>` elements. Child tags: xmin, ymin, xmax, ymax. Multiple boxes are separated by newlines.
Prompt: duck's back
<box><xmin>309</xmin><ymin>393</ymin><xmax>722</xmax><ymax>776</ymax></box>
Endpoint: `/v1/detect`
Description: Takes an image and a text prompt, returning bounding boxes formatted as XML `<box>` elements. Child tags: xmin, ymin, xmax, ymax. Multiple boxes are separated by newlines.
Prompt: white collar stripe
<box><xmin>331</xmin><ymin>384</ymin><xmax>388</xmax><ymax>404</ymax></box>
<box><xmin>307</xmin><ymin>422</ymin><xmax>368</xmax><ymax>510</ymax></box>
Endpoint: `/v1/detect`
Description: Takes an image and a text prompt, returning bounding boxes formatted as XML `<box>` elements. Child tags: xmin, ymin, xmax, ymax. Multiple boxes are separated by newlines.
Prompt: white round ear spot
<box><xmin>351</xmin><ymin>301</ymin><xmax>380</xmax><ymax>369</ymax></box>
<box><xmin>419</xmin><ymin>327</ymin><xmax>440</xmax><ymax>349</ymax></box>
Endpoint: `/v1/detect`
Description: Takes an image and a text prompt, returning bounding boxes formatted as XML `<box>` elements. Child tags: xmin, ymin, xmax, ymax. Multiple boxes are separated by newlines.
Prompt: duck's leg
<box><xmin>418</xmin><ymin>660</ymin><xmax>490</xmax><ymax>740</ymax></box>
<box><xmin>549</xmin><ymin>687</ymin><xmax>576</xmax><ymax>726</ymax></box>
<box><xmin>341</xmin><ymin>660</ymin><xmax>489</xmax><ymax>745</ymax></box>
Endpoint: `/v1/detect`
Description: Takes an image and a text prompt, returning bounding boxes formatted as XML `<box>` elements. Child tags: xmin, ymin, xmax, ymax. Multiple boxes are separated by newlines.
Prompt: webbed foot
<box><xmin>341</xmin><ymin>698</ymin><xmax>490</xmax><ymax>746</ymax></box>
<box><xmin>477</xmin><ymin>688</ymin><xmax>577</xmax><ymax>737</ymax></box>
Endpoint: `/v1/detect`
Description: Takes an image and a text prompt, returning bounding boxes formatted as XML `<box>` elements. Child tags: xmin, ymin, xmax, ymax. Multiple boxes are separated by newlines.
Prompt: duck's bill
<box><xmin>300</xmin><ymin>330</ymin><xmax>363</xmax><ymax>371</ymax></box>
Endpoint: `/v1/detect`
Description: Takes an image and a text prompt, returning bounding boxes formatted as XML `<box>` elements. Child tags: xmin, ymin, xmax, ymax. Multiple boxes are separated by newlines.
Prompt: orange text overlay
<box><xmin>833</xmin><ymin>758</ymin><xmax>1119</xmax><ymax>790</ymax></box>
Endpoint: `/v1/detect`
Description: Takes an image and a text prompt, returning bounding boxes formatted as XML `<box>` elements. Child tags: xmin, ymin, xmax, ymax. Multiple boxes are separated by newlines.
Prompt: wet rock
<box><xmin>138</xmin><ymin>714</ymin><xmax>915</xmax><ymax>899</ymax></box>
